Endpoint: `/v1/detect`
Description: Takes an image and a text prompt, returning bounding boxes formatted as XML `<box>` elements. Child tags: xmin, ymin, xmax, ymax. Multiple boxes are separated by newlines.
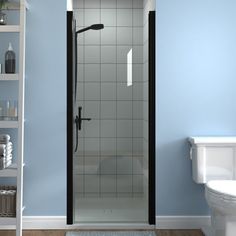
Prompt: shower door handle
<box><xmin>74</xmin><ymin>106</ymin><xmax>91</xmax><ymax>152</ymax></box>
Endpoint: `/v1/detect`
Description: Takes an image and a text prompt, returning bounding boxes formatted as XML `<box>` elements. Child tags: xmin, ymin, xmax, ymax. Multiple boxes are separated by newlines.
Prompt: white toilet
<box><xmin>189</xmin><ymin>137</ymin><xmax>236</xmax><ymax>236</ymax></box>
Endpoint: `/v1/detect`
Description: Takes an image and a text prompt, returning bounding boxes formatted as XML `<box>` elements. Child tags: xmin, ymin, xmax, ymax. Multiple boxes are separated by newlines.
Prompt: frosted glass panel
<box><xmin>73</xmin><ymin>0</ymin><xmax>151</xmax><ymax>223</ymax></box>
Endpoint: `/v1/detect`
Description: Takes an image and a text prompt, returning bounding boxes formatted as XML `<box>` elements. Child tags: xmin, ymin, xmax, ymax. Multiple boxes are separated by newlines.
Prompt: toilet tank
<box><xmin>188</xmin><ymin>137</ymin><xmax>236</xmax><ymax>184</ymax></box>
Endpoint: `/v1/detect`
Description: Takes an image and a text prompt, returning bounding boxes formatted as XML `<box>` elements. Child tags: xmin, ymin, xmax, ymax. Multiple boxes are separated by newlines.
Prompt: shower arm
<box><xmin>76</xmin><ymin>26</ymin><xmax>91</xmax><ymax>34</ymax></box>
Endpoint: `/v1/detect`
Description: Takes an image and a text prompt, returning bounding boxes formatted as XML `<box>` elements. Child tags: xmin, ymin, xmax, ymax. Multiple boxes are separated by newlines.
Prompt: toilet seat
<box><xmin>206</xmin><ymin>180</ymin><xmax>236</xmax><ymax>200</ymax></box>
<box><xmin>206</xmin><ymin>180</ymin><xmax>236</xmax><ymax>202</ymax></box>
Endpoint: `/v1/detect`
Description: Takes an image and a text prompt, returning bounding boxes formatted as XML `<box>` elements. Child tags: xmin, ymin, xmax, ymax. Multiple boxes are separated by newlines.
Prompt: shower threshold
<box><xmin>66</xmin><ymin>223</ymin><xmax>155</xmax><ymax>230</ymax></box>
<box><xmin>74</xmin><ymin>196</ymin><xmax>149</xmax><ymax>224</ymax></box>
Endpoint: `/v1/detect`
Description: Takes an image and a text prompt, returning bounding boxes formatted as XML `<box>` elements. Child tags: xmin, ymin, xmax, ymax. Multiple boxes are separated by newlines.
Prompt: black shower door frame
<box><xmin>67</xmin><ymin>10</ymin><xmax>156</xmax><ymax>225</ymax></box>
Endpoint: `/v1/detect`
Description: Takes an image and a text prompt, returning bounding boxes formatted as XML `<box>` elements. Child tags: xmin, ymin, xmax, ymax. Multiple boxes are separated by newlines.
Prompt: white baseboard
<box><xmin>23</xmin><ymin>216</ymin><xmax>66</xmax><ymax>229</ymax></box>
<box><xmin>0</xmin><ymin>215</ymin><xmax>211</xmax><ymax>232</ymax></box>
<box><xmin>0</xmin><ymin>216</ymin><xmax>154</xmax><ymax>230</ymax></box>
<box><xmin>156</xmin><ymin>216</ymin><xmax>211</xmax><ymax>235</ymax></box>
<box><xmin>0</xmin><ymin>216</ymin><xmax>67</xmax><ymax>230</ymax></box>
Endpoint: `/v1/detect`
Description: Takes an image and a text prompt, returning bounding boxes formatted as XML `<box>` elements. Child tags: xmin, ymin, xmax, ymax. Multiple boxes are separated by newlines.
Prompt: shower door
<box><xmin>67</xmin><ymin>0</ymin><xmax>156</xmax><ymax>225</ymax></box>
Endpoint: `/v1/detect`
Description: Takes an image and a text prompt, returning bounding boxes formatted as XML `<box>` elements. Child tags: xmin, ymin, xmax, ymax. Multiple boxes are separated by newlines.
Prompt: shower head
<box><xmin>76</xmin><ymin>24</ymin><xmax>104</xmax><ymax>34</ymax></box>
<box><xmin>90</xmin><ymin>24</ymin><xmax>104</xmax><ymax>30</ymax></box>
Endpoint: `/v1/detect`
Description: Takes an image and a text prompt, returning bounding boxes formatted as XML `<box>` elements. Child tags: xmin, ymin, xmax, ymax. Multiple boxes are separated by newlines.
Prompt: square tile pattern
<box><xmin>73</xmin><ymin>0</ymin><xmax>149</xmax><ymax>196</ymax></box>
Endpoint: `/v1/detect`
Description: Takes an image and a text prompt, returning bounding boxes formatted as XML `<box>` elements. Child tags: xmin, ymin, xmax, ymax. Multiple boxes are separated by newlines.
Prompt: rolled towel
<box><xmin>0</xmin><ymin>149</ymin><xmax>12</xmax><ymax>157</ymax></box>
<box><xmin>6</xmin><ymin>149</ymin><xmax>12</xmax><ymax>155</ymax></box>
<box><xmin>0</xmin><ymin>155</ymin><xmax>12</xmax><ymax>161</ymax></box>
<box><xmin>0</xmin><ymin>154</ymin><xmax>13</xmax><ymax>161</ymax></box>
<box><xmin>5</xmin><ymin>145</ymin><xmax>12</xmax><ymax>152</ymax></box>
<box><xmin>0</xmin><ymin>143</ymin><xmax>12</xmax><ymax>156</ymax></box>
<box><xmin>0</xmin><ymin>141</ymin><xmax>12</xmax><ymax>145</ymax></box>
<box><xmin>5</xmin><ymin>153</ymin><xmax>12</xmax><ymax>159</ymax></box>
<box><xmin>6</xmin><ymin>142</ymin><xmax>12</xmax><ymax>148</ymax></box>
<box><xmin>3</xmin><ymin>143</ymin><xmax>13</xmax><ymax>153</ymax></box>
<box><xmin>0</xmin><ymin>144</ymin><xmax>6</xmax><ymax>154</ymax></box>
<box><xmin>0</xmin><ymin>159</ymin><xmax>12</xmax><ymax>170</ymax></box>
<box><xmin>0</xmin><ymin>134</ymin><xmax>10</xmax><ymax>143</ymax></box>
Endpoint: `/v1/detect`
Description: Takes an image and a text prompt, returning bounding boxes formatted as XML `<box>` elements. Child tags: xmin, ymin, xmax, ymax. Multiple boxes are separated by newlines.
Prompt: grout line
<box><xmin>74</xmin><ymin>174</ymin><xmax>145</xmax><ymax>176</ymax></box>
<box><xmin>115</xmin><ymin>0</ymin><xmax>118</xmax><ymax>198</ymax></box>
<box><xmin>99</xmin><ymin>0</ymin><xmax>102</xmax><ymax>198</ymax></box>
<box><xmin>74</xmin><ymin>137</ymin><xmax>144</xmax><ymax>139</ymax></box>
<box><xmin>70</xmin><ymin>118</ymin><xmax>144</xmax><ymax>121</ymax></box>
<box><xmin>131</xmin><ymin>0</ymin><xmax>134</xmax><ymax>198</ymax></box>
<box><xmin>77</xmin><ymin>81</ymin><xmax>145</xmax><ymax>83</ymax></box>
<box><xmin>75</xmin><ymin>8</ymin><xmax>144</xmax><ymax>9</ymax></box>
<box><xmin>76</xmin><ymin>26</ymin><xmax>144</xmax><ymax>29</ymax></box>
<box><xmin>76</xmin><ymin>100</ymin><xmax>147</xmax><ymax>102</ymax></box>
<box><xmin>77</xmin><ymin>62</ymin><xmax>143</xmax><ymax>65</ymax></box>
<box><xmin>77</xmin><ymin>44</ymin><xmax>144</xmax><ymax>46</ymax></box>
<box><xmin>74</xmin><ymin>137</ymin><xmax>146</xmax><ymax>140</ymax></box>
<box><xmin>82</xmin><ymin>0</ymin><xmax>85</xmax><ymax>198</ymax></box>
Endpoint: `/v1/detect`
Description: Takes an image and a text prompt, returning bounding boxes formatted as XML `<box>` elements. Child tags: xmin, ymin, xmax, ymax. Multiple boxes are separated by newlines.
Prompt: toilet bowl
<box><xmin>205</xmin><ymin>180</ymin><xmax>236</xmax><ymax>236</ymax></box>
<box><xmin>188</xmin><ymin>137</ymin><xmax>236</xmax><ymax>236</ymax></box>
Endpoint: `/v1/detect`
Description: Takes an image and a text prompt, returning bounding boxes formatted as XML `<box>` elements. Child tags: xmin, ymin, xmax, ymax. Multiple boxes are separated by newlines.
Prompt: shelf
<box><xmin>0</xmin><ymin>74</ymin><xmax>19</xmax><ymax>81</ymax></box>
<box><xmin>2</xmin><ymin>2</ymin><xmax>20</xmax><ymax>10</ymax></box>
<box><xmin>0</xmin><ymin>217</ymin><xmax>16</xmax><ymax>225</ymax></box>
<box><xmin>2</xmin><ymin>1</ymin><xmax>29</xmax><ymax>10</ymax></box>
<box><xmin>0</xmin><ymin>25</ymin><xmax>20</xmax><ymax>33</ymax></box>
<box><xmin>0</xmin><ymin>0</ymin><xmax>27</xmax><ymax>234</ymax></box>
<box><xmin>0</xmin><ymin>121</ymin><xmax>18</xmax><ymax>128</ymax></box>
<box><xmin>0</xmin><ymin>164</ymin><xmax>17</xmax><ymax>177</ymax></box>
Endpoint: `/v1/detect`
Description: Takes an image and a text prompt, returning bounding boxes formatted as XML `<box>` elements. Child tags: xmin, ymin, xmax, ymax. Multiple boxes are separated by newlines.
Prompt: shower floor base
<box><xmin>66</xmin><ymin>231</ymin><xmax>156</xmax><ymax>236</ymax></box>
<box><xmin>74</xmin><ymin>197</ymin><xmax>148</xmax><ymax>223</ymax></box>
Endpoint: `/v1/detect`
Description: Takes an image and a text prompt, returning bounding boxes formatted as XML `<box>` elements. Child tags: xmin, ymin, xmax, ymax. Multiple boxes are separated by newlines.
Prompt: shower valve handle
<box><xmin>75</xmin><ymin>106</ymin><xmax>91</xmax><ymax>131</ymax></box>
<box><xmin>74</xmin><ymin>106</ymin><xmax>91</xmax><ymax>153</ymax></box>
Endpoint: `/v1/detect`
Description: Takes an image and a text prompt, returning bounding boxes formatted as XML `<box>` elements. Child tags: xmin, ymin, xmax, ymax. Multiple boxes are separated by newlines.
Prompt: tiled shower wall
<box><xmin>73</xmin><ymin>0</ymin><xmax>146</xmax><ymax>197</ymax></box>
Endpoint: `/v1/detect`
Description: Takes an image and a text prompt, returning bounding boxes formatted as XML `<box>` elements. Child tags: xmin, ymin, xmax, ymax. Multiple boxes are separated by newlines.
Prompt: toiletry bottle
<box><xmin>9</xmin><ymin>100</ymin><xmax>18</xmax><ymax>121</ymax></box>
<box><xmin>5</xmin><ymin>100</ymin><xmax>10</xmax><ymax>120</ymax></box>
<box><xmin>5</xmin><ymin>43</ymin><xmax>16</xmax><ymax>74</ymax></box>
<box><xmin>0</xmin><ymin>101</ymin><xmax>3</xmax><ymax>120</ymax></box>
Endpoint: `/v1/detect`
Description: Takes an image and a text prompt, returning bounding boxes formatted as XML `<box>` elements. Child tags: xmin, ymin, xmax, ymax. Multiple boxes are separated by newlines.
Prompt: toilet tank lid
<box><xmin>188</xmin><ymin>136</ymin><xmax>236</xmax><ymax>145</ymax></box>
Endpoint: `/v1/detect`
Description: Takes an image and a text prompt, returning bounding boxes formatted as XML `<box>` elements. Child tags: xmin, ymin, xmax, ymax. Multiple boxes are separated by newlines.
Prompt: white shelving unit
<box><xmin>0</xmin><ymin>217</ymin><xmax>16</xmax><ymax>225</ymax></box>
<box><xmin>0</xmin><ymin>1</ymin><xmax>28</xmax><ymax>235</ymax></box>
<box><xmin>0</xmin><ymin>74</ymin><xmax>19</xmax><ymax>81</ymax></box>
<box><xmin>0</xmin><ymin>25</ymin><xmax>20</xmax><ymax>32</ymax></box>
<box><xmin>0</xmin><ymin>163</ymin><xmax>17</xmax><ymax>177</ymax></box>
<box><xmin>0</xmin><ymin>121</ymin><xmax>18</xmax><ymax>128</ymax></box>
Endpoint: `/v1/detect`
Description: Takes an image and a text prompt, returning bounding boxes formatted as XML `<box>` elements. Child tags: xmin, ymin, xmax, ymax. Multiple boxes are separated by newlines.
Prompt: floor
<box><xmin>0</xmin><ymin>230</ymin><xmax>204</xmax><ymax>236</ymax></box>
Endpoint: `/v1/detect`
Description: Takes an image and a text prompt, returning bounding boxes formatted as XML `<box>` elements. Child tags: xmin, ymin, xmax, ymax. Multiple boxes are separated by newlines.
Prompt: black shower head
<box><xmin>76</xmin><ymin>24</ymin><xmax>104</xmax><ymax>34</ymax></box>
<box><xmin>90</xmin><ymin>24</ymin><xmax>104</xmax><ymax>30</ymax></box>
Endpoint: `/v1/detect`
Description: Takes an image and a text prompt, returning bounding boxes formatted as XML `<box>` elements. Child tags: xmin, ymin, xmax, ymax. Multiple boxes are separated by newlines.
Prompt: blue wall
<box><xmin>24</xmin><ymin>0</ymin><xmax>67</xmax><ymax>215</ymax></box>
<box><xmin>156</xmin><ymin>0</ymin><xmax>236</xmax><ymax>215</ymax></box>
<box><xmin>20</xmin><ymin>0</ymin><xmax>236</xmax><ymax>216</ymax></box>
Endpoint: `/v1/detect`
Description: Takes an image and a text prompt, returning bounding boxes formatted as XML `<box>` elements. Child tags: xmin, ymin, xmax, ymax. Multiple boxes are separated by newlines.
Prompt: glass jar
<box><xmin>0</xmin><ymin>100</ymin><xmax>18</xmax><ymax>121</ymax></box>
